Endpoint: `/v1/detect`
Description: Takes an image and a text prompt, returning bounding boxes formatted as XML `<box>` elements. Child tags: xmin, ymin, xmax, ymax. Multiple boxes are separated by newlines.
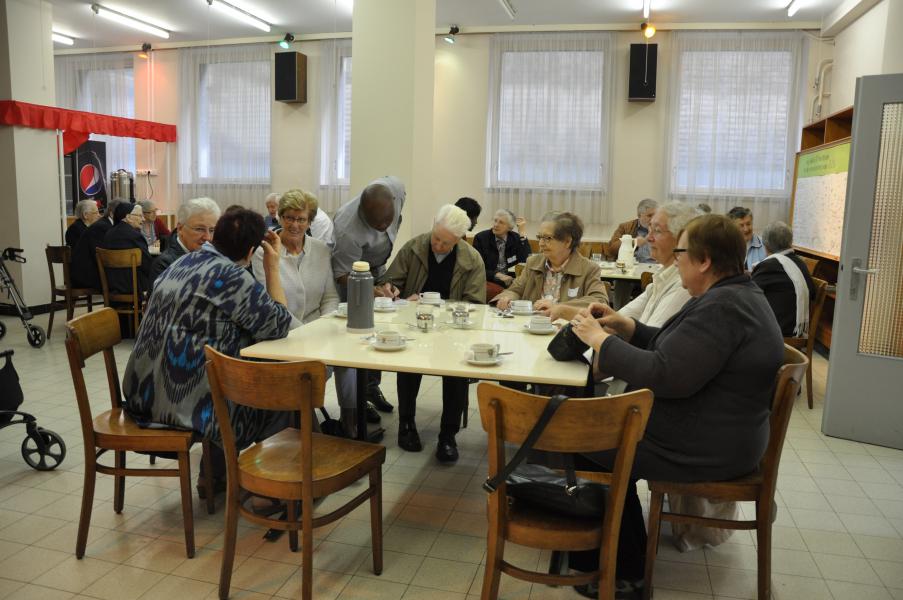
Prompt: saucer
<box><xmin>333</xmin><ymin>311</ymin><xmax>347</xmax><ymax>319</ymax></box>
<box><xmin>372</xmin><ymin>341</ymin><xmax>406</xmax><ymax>352</ymax></box>
<box><xmin>467</xmin><ymin>356</ymin><xmax>503</xmax><ymax>366</ymax></box>
<box><xmin>524</xmin><ymin>324</ymin><xmax>556</xmax><ymax>335</ymax></box>
<box><xmin>419</xmin><ymin>298</ymin><xmax>444</xmax><ymax>306</ymax></box>
<box><xmin>511</xmin><ymin>308</ymin><xmax>534</xmax><ymax>316</ymax></box>
<box><xmin>373</xmin><ymin>305</ymin><xmax>397</xmax><ymax>313</ymax></box>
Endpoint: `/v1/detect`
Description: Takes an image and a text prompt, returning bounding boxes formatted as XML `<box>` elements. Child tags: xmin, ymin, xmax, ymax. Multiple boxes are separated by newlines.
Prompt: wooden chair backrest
<box><xmin>477</xmin><ymin>382</ymin><xmax>652</xmax><ymax>588</ymax></box>
<box><xmin>640</xmin><ymin>271</ymin><xmax>654</xmax><ymax>291</ymax></box>
<box><xmin>45</xmin><ymin>245</ymin><xmax>71</xmax><ymax>291</ymax></box>
<box><xmin>528</xmin><ymin>238</ymin><xmax>540</xmax><ymax>254</ymax></box>
<box><xmin>65</xmin><ymin>308</ymin><xmax>124</xmax><ymax>441</ymax></box>
<box><xmin>205</xmin><ymin>346</ymin><xmax>328</xmax><ymax>499</ymax></box>
<box><xmin>807</xmin><ymin>278</ymin><xmax>829</xmax><ymax>345</ymax></box>
<box><xmin>799</xmin><ymin>256</ymin><xmax>819</xmax><ymax>275</ymax></box>
<box><xmin>758</xmin><ymin>345</ymin><xmax>808</xmax><ymax>497</ymax></box>
<box><xmin>95</xmin><ymin>247</ymin><xmax>141</xmax><ymax>304</ymax></box>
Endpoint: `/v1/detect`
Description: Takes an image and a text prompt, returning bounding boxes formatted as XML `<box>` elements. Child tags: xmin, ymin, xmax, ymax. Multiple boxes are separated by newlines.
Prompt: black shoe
<box><xmin>397</xmin><ymin>420</ymin><xmax>422</xmax><ymax>452</ymax></box>
<box><xmin>574</xmin><ymin>579</ymin><xmax>644</xmax><ymax>600</ymax></box>
<box><xmin>435</xmin><ymin>435</ymin><xmax>459</xmax><ymax>463</ymax></box>
<box><xmin>367</xmin><ymin>386</ymin><xmax>394</xmax><ymax>413</ymax></box>
<box><xmin>366</xmin><ymin>402</ymin><xmax>381</xmax><ymax>424</ymax></box>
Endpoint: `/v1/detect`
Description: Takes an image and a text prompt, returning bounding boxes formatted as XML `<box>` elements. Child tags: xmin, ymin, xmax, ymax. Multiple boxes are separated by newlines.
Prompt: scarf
<box><xmin>763</xmin><ymin>250</ymin><xmax>809</xmax><ymax>337</ymax></box>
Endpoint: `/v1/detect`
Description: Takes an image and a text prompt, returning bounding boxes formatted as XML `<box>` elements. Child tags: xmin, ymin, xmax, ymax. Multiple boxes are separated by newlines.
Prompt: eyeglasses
<box><xmin>672</xmin><ymin>248</ymin><xmax>688</xmax><ymax>260</ymax></box>
<box><xmin>649</xmin><ymin>226</ymin><xmax>671</xmax><ymax>237</ymax></box>
<box><xmin>187</xmin><ymin>226</ymin><xmax>216</xmax><ymax>235</ymax></box>
<box><xmin>536</xmin><ymin>235</ymin><xmax>556</xmax><ymax>244</ymax></box>
<box><xmin>282</xmin><ymin>215</ymin><xmax>309</xmax><ymax>225</ymax></box>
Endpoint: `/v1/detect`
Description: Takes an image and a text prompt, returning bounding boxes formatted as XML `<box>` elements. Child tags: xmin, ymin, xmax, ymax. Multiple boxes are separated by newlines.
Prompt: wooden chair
<box><xmin>640</xmin><ymin>271</ymin><xmax>654</xmax><ymax>291</ymax></box>
<box><xmin>783</xmin><ymin>277</ymin><xmax>829</xmax><ymax>409</ymax></box>
<box><xmin>477</xmin><ymin>382</ymin><xmax>653</xmax><ymax>600</ymax></box>
<box><xmin>205</xmin><ymin>346</ymin><xmax>386</xmax><ymax>600</ymax></box>
<box><xmin>798</xmin><ymin>255</ymin><xmax>819</xmax><ymax>275</ymax></box>
<box><xmin>64</xmin><ymin>308</ymin><xmax>214</xmax><ymax>560</ymax></box>
<box><xmin>95</xmin><ymin>247</ymin><xmax>144</xmax><ymax>337</ymax></box>
<box><xmin>528</xmin><ymin>238</ymin><xmax>540</xmax><ymax>254</ymax></box>
<box><xmin>642</xmin><ymin>345</ymin><xmax>808</xmax><ymax>600</ymax></box>
<box><xmin>45</xmin><ymin>245</ymin><xmax>96</xmax><ymax>339</ymax></box>
<box><xmin>579</xmin><ymin>241</ymin><xmax>609</xmax><ymax>260</ymax></box>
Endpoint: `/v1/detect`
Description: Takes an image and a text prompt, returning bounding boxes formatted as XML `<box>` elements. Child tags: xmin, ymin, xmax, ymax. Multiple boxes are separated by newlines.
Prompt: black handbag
<box><xmin>317</xmin><ymin>408</ymin><xmax>346</xmax><ymax>438</ymax></box>
<box><xmin>546</xmin><ymin>323</ymin><xmax>590</xmax><ymax>363</ymax></box>
<box><xmin>483</xmin><ymin>395</ymin><xmax>607</xmax><ymax>519</ymax></box>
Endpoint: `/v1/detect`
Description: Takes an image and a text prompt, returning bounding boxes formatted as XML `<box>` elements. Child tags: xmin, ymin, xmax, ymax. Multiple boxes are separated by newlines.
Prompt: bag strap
<box><xmin>483</xmin><ymin>394</ymin><xmax>568</xmax><ymax>493</ymax></box>
<box><xmin>318</xmin><ymin>407</ymin><xmax>332</xmax><ymax>421</ymax></box>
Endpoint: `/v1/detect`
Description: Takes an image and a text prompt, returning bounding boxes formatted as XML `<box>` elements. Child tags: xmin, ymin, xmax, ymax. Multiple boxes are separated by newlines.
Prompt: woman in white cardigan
<box><xmin>252</xmin><ymin>189</ymin><xmax>363</xmax><ymax>434</ymax></box>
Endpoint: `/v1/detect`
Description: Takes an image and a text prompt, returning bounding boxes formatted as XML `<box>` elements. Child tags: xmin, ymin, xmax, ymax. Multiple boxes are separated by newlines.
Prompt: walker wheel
<box><xmin>0</xmin><ymin>321</ymin><xmax>6</xmax><ymax>340</ymax></box>
<box><xmin>21</xmin><ymin>427</ymin><xmax>66</xmax><ymax>471</ymax></box>
<box><xmin>26</xmin><ymin>325</ymin><xmax>45</xmax><ymax>348</ymax></box>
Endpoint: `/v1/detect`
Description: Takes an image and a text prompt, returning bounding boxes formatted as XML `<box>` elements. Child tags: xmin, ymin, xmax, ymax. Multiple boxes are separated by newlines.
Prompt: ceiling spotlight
<box><xmin>787</xmin><ymin>0</ymin><xmax>800</xmax><ymax>17</ymax></box>
<box><xmin>138</xmin><ymin>42</ymin><xmax>151</xmax><ymax>59</ymax></box>
<box><xmin>90</xmin><ymin>4</ymin><xmax>170</xmax><ymax>39</ymax></box>
<box><xmin>52</xmin><ymin>31</ymin><xmax>75</xmax><ymax>45</ymax></box>
<box><xmin>641</xmin><ymin>22</ymin><xmax>656</xmax><ymax>39</ymax></box>
<box><xmin>206</xmin><ymin>0</ymin><xmax>271</xmax><ymax>33</ymax></box>
<box><xmin>279</xmin><ymin>33</ymin><xmax>294</xmax><ymax>49</ymax></box>
<box><xmin>443</xmin><ymin>25</ymin><xmax>459</xmax><ymax>44</ymax></box>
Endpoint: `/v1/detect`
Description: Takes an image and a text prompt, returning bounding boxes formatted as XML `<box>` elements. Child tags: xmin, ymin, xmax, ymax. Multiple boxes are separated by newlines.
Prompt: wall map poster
<box><xmin>791</xmin><ymin>141</ymin><xmax>851</xmax><ymax>259</ymax></box>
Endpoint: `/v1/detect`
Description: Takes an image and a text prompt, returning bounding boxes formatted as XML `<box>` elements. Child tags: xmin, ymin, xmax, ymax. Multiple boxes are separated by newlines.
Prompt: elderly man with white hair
<box><xmin>150</xmin><ymin>197</ymin><xmax>222</xmax><ymax>285</ymax></box>
<box><xmin>379</xmin><ymin>204</ymin><xmax>486</xmax><ymax>462</ymax></box>
<box><xmin>472</xmin><ymin>208</ymin><xmax>531</xmax><ymax>299</ymax></box>
<box><xmin>263</xmin><ymin>192</ymin><xmax>280</xmax><ymax>229</ymax></box>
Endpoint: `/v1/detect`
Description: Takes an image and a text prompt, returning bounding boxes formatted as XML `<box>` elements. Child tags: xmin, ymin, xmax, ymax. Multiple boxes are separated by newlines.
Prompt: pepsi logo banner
<box><xmin>79</xmin><ymin>163</ymin><xmax>104</xmax><ymax>197</ymax></box>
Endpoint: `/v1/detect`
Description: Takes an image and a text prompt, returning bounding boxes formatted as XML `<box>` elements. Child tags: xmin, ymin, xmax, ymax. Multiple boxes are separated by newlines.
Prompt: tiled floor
<box><xmin>1</xmin><ymin>312</ymin><xmax>902</xmax><ymax>600</ymax></box>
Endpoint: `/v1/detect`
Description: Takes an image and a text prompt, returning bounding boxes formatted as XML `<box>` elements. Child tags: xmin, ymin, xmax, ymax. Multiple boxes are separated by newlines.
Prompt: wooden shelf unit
<box><xmin>801</xmin><ymin>106</ymin><xmax>853</xmax><ymax>150</ymax></box>
<box><xmin>795</xmin><ymin>105</ymin><xmax>853</xmax><ymax>349</ymax></box>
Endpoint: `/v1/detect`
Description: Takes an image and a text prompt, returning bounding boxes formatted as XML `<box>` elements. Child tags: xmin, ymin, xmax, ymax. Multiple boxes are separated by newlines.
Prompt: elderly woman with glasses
<box><xmin>560</xmin><ymin>214</ymin><xmax>784</xmax><ymax>598</ymax></box>
<box><xmin>250</xmin><ymin>190</ymin><xmax>364</xmax><ymax>434</ymax></box>
<box><xmin>493</xmin><ymin>211</ymin><xmax>608</xmax><ymax>314</ymax></box>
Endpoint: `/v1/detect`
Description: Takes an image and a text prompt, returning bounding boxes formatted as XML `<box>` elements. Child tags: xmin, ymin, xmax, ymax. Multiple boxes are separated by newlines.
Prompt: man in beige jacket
<box><xmin>379</xmin><ymin>204</ymin><xmax>486</xmax><ymax>463</ymax></box>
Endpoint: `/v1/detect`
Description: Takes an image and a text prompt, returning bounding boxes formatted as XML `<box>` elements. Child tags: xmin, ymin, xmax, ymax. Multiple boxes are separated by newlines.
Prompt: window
<box><xmin>179</xmin><ymin>44</ymin><xmax>271</xmax><ymax>196</ymax></box>
<box><xmin>667</xmin><ymin>32</ymin><xmax>805</xmax><ymax>202</ymax></box>
<box><xmin>319</xmin><ymin>40</ymin><xmax>353</xmax><ymax>198</ymax></box>
<box><xmin>54</xmin><ymin>54</ymin><xmax>136</xmax><ymax>173</ymax></box>
<box><xmin>487</xmin><ymin>33</ymin><xmax>612</xmax><ymax>191</ymax></box>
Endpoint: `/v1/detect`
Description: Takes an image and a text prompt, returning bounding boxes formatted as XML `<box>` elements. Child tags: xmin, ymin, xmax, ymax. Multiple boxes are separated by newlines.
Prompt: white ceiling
<box><xmin>50</xmin><ymin>0</ymin><xmax>844</xmax><ymax>50</ymax></box>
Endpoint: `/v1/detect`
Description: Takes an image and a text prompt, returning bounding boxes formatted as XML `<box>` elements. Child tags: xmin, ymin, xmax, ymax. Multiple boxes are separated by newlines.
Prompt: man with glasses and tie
<box><xmin>150</xmin><ymin>197</ymin><xmax>222</xmax><ymax>285</ymax></box>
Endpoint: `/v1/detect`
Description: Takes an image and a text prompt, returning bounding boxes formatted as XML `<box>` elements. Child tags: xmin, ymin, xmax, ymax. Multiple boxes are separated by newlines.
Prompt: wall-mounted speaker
<box><xmin>275</xmin><ymin>51</ymin><xmax>307</xmax><ymax>103</ymax></box>
<box><xmin>628</xmin><ymin>43</ymin><xmax>657</xmax><ymax>102</ymax></box>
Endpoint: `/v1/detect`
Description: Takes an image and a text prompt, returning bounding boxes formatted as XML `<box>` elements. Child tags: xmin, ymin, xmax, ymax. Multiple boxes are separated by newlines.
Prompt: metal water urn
<box><xmin>346</xmin><ymin>261</ymin><xmax>375</xmax><ymax>334</ymax></box>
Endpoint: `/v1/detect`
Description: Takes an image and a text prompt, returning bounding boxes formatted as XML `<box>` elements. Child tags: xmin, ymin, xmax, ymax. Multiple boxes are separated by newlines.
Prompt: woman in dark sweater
<box><xmin>567</xmin><ymin>214</ymin><xmax>785</xmax><ymax>598</ymax></box>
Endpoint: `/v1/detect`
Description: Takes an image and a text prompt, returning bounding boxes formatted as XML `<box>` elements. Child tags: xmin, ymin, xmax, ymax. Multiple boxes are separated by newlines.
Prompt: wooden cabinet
<box><xmin>794</xmin><ymin>105</ymin><xmax>853</xmax><ymax>348</ymax></box>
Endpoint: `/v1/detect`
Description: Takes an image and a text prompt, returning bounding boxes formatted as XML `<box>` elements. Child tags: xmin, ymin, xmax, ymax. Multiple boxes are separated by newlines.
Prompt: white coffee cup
<box><xmin>374</xmin><ymin>296</ymin><xmax>393</xmax><ymax>309</ymax></box>
<box><xmin>376</xmin><ymin>330</ymin><xmax>403</xmax><ymax>346</ymax></box>
<box><xmin>511</xmin><ymin>299</ymin><xmax>533</xmax><ymax>313</ymax></box>
<box><xmin>530</xmin><ymin>315</ymin><xmax>553</xmax><ymax>330</ymax></box>
<box><xmin>470</xmin><ymin>343</ymin><xmax>500</xmax><ymax>362</ymax></box>
<box><xmin>336</xmin><ymin>302</ymin><xmax>348</xmax><ymax>316</ymax></box>
<box><xmin>421</xmin><ymin>291</ymin><xmax>441</xmax><ymax>303</ymax></box>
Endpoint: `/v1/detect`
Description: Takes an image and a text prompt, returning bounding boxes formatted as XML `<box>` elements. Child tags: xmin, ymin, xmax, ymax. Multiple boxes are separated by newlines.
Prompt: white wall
<box><xmin>831</xmin><ymin>0</ymin><xmax>889</xmax><ymax>110</ymax></box>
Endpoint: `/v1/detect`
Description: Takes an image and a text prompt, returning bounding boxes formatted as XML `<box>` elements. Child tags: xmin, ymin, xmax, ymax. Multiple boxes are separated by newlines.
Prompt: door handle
<box><xmin>849</xmin><ymin>258</ymin><xmax>878</xmax><ymax>301</ymax></box>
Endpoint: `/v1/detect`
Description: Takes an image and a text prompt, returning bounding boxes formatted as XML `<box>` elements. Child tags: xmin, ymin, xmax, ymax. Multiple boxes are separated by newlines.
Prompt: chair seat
<box><xmin>783</xmin><ymin>336</ymin><xmax>807</xmax><ymax>350</ymax></box>
<box><xmin>503</xmin><ymin>501</ymin><xmax>603</xmax><ymax>551</ymax></box>
<box><xmin>93</xmin><ymin>408</ymin><xmax>194</xmax><ymax>452</ymax></box>
<box><xmin>238</xmin><ymin>429</ymin><xmax>386</xmax><ymax>499</ymax></box>
<box><xmin>648</xmin><ymin>471</ymin><xmax>763</xmax><ymax>503</ymax></box>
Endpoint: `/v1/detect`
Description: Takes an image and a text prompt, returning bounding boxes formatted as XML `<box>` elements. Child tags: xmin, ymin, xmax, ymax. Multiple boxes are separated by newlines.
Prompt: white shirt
<box><xmin>310</xmin><ymin>209</ymin><xmax>335</xmax><ymax>249</ymax></box>
<box><xmin>618</xmin><ymin>264</ymin><xmax>691</xmax><ymax>327</ymax></box>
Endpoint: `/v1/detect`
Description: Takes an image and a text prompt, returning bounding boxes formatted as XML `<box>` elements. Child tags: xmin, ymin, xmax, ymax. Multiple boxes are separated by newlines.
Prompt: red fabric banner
<box><xmin>0</xmin><ymin>100</ymin><xmax>177</xmax><ymax>154</ymax></box>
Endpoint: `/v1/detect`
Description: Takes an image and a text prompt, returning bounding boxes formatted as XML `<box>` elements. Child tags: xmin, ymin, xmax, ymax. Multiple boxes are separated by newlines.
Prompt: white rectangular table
<box><xmin>595</xmin><ymin>261</ymin><xmax>661</xmax><ymax>308</ymax></box>
<box><xmin>241</xmin><ymin>308</ymin><xmax>589</xmax><ymax>440</ymax></box>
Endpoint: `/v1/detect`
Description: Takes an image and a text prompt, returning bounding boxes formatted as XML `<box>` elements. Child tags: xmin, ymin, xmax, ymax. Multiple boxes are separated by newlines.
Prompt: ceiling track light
<box><xmin>90</xmin><ymin>4</ymin><xmax>170</xmax><ymax>39</ymax></box>
<box><xmin>443</xmin><ymin>25</ymin><xmax>459</xmax><ymax>44</ymax></box>
<box><xmin>279</xmin><ymin>33</ymin><xmax>294</xmax><ymax>49</ymax></box>
<box><xmin>138</xmin><ymin>42</ymin><xmax>151</xmax><ymax>58</ymax></box>
<box><xmin>498</xmin><ymin>0</ymin><xmax>516</xmax><ymax>20</ymax></box>
<box><xmin>641</xmin><ymin>22</ymin><xmax>656</xmax><ymax>39</ymax></box>
<box><xmin>787</xmin><ymin>0</ymin><xmax>800</xmax><ymax>17</ymax></box>
<box><xmin>206</xmin><ymin>0</ymin><xmax>271</xmax><ymax>33</ymax></box>
<box><xmin>643</xmin><ymin>0</ymin><xmax>651</xmax><ymax>19</ymax></box>
<box><xmin>52</xmin><ymin>31</ymin><xmax>75</xmax><ymax>45</ymax></box>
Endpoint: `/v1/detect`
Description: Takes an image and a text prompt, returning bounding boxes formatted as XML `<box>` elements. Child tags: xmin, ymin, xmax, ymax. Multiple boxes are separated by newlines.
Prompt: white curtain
<box><xmin>485</xmin><ymin>32</ymin><xmax>614</xmax><ymax>225</ymax></box>
<box><xmin>178</xmin><ymin>43</ymin><xmax>271</xmax><ymax>210</ymax></box>
<box><xmin>664</xmin><ymin>31</ymin><xmax>806</xmax><ymax>227</ymax></box>
<box><xmin>55</xmin><ymin>52</ymin><xmax>136</xmax><ymax>173</ymax></box>
<box><xmin>317</xmin><ymin>39</ymin><xmax>353</xmax><ymax>212</ymax></box>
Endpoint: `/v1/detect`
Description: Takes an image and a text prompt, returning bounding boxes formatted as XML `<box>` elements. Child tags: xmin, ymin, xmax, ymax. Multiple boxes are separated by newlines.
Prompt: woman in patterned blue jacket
<box><xmin>123</xmin><ymin>208</ymin><xmax>298</xmax><ymax>493</ymax></box>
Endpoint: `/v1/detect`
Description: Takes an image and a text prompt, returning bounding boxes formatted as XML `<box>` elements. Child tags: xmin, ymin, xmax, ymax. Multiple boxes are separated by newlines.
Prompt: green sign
<box><xmin>798</xmin><ymin>142</ymin><xmax>851</xmax><ymax>178</ymax></box>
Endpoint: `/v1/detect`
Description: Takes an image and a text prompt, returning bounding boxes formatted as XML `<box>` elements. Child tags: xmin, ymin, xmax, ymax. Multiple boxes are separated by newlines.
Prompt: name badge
<box><xmin>507</xmin><ymin>256</ymin><xmax>517</xmax><ymax>264</ymax></box>
<box><xmin>568</xmin><ymin>287</ymin><xmax>579</xmax><ymax>298</ymax></box>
